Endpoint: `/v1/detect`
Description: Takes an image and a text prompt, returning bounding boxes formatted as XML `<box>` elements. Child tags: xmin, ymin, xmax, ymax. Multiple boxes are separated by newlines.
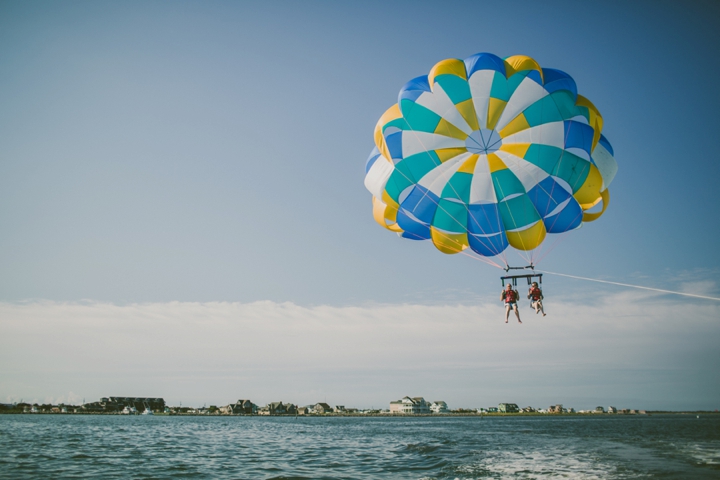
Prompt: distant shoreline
<box><xmin>1</xmin><ymin>411</ymin><xmax>717</xmax><ymax>417</ymax></box>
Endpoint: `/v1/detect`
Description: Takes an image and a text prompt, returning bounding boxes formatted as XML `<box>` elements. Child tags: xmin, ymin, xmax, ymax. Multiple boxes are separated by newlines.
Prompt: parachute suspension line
<box><xmin>530</xmin><ymin>206</ymin><xmax>578</xmax><ymax>266</ymax></box>
<box><xmin>455</xmin><ymin>244</ymin><xmax>505</xmax><ymax>269</ymax></box>
<box><xmin>524</xmin><ymin>121</ymin><xmax>585</xmax><ymax>266</ymax></box>
<box><xmin>397</xmin><ymin>164</ymin><xmax>504</xmax><ymax>260</ymax></box>
<box><xmin>533</xmin><ymin>201</ymin><xmax>587</xmax><ymax>266</ymax></box>
<box><xmin>530</xmin><ymin>166</ymin><xmax>560</xmax><ymax>266</ymax></box>
<box><xmin>530</xmin><ymin>163</ymin><xmax>593</xmax><ymax>266</ymax></box>
<box><xmin>533</xmin><ymin>230</ymin><xmax>572</xmax><ymax>266</ymax></box>
<box><xmin>459</xmin><ymin>247</ymin><xmax>505</xmax><ymax>269</ymax></box>
<box><xmin>513</xmin><ymin>195</ymin><xmax>534</xmax><ymax>266</ymax></box>
<box><xmin>517</xmin><ymin>161</ymin><xmax>540</xmax><ymax>267</ymax></box>
<box><xmin>539</xmin><ymin>271</ymin><xmax>720</xmax><ymax>302</ymax></box>
<box><xmin>384</xmin><ymin>154</ymin><xmax>476</xmax><ymax>246</ymax></box>
<box><xmin>430</xmin><ymin>155</ymin><xmax>507</xmax><ymax>260</ymax></box>
<box><xmin>528</xmin><ymin>95</ymin><xmax>552</xmax><ymax>267</ymax></box>
<box><xmin>396</xmin><ymin>150</ymin><xmax>506</xmax><ymax>261</ymax></box>
<box><xmin>491</xmin><ymin>180</ymin><xmax>531</xmax><ymax>266</ymax></box>
<box><xmin>401</xmin><ymin>230</ymin><xmax>504</xmax><ymax>269</ymax></box>
<box><xmin>391</xmin><ymin>118</ymin><xmax>509</xmax><ymax>262</ymax></box>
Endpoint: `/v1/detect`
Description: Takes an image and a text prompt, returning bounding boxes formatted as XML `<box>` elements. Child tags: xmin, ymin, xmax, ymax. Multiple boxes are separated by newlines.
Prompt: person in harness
<box><xmin>501</xmin><ymin>283</ymin><xmax>522</xmax><ymax>324</ymax></box>
<box><xmin>527</xmin><ymin>281</ymin><xmax>546</xmax><ymax>316</ymax></box>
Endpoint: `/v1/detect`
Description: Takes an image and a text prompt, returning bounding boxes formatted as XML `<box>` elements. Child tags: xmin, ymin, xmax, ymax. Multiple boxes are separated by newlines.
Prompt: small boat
<box><xmin>121</xmin><ymin>406</ymin><xmax>138</xmax><ymax>415</ymax></box>
<box><xmin>141</xmin><ymin>406</ymin><xmax>154</xmax><ymax>415</ymax></box>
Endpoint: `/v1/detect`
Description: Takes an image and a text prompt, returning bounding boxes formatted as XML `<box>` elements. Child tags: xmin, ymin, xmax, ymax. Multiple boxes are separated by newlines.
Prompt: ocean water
<box><xmin>0</xmin><ymin>414</ymin><xmax>718</xmax><ymax>479</ymax></box>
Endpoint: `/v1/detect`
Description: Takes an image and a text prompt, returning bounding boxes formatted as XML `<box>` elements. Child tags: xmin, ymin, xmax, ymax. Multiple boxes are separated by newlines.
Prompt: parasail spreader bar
<box><xmin>501</xmin><ymin>273</ymin><xmax>543</xmax><ymax>287</ymax></box>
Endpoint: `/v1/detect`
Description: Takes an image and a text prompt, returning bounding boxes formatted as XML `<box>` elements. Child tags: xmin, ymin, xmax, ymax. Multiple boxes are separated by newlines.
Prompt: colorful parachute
<box><xmin>364</xmin><ymin>52</ymin><xmax>617</xmax><ymax>260</ymax></box>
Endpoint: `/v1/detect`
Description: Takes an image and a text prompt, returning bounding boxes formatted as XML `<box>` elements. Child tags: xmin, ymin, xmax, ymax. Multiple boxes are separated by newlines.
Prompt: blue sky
<box><xmin>1</xmin><ymin>0</ymin><xmax>719</xmax><ymax>409</ymax></box>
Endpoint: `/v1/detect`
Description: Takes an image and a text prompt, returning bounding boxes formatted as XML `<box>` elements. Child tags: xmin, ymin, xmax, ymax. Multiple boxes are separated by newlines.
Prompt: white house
<box><xmin>430</xmin><ymin>401</ymin><xmax>449</xmax><ymax>413</ymax></box>
<box><xmin>389</xmin><ymin>396</ymin><xmax>430</xmax><ymax>414</ymax></box>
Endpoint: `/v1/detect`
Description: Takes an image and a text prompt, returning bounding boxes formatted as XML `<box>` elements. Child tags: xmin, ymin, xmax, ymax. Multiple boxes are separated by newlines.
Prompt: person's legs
<box><xmin>513</xmin><ymin>304</ymin><xmax>521</xmax><ymax>323</ymax></box>
<box><xmin>505</xmin><ymin>304</ymin><xmax>511</xmax><ymax>322</ymax></box>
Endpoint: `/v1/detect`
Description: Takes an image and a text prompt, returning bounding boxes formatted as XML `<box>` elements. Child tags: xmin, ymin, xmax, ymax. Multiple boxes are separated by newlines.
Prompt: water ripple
<box><xmin>0</xmin><ymin>415</ymin><xmax>718</xmax><ymax>479</ymax></box>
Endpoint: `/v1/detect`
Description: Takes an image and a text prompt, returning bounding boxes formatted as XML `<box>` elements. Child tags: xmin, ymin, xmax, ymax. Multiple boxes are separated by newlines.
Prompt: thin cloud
<box><xmin>0</xmin><ymin>292</ymin><xmax>718</xmax><ymax>410</ymax></box>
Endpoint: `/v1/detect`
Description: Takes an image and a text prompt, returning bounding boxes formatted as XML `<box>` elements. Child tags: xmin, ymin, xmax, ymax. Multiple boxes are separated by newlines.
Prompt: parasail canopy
<box><xmin>365</xmin><ymin>53</ymin><xmax>617</xmax><ymax>264</ymax></box>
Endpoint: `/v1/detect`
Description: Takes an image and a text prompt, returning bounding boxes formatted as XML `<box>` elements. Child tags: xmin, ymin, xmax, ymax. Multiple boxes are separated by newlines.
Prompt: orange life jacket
<box><xmin>529</xmin><ymin>286</ymin><xmax>542</xmax><ymax>300</ymax></box>
<box><xmin>503</xmin><ymin>289</ymin><xmax>517</xmax><ymax>303</ymax></box>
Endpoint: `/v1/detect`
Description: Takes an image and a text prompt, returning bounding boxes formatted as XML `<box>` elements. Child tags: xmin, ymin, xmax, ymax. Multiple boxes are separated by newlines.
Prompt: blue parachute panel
<box><xmin>469</xmin><ymin>232</ymin><xmax>509</xmax><ymax>257</ymax></box>
<box><xmin>464</xmin><ymin>52</ymin><xmax>506</xmax><ymax>77</ymax></box>
<box><xmin>467</xmin><ymin>203</ymin><xmax>504</xmax><ymax>235</ymax></box>
<box><xmin>397</xmin><ymin>208</ymin><xmax>431</xmax><ymax>240</ymax></box>
<box><xmin>564</xmin><ymin>120</ymin><xmax>594</xmax><ymax>157</ymax></box>
<box><xmin>543</xmin><ymin>198</ymin><xmax>583</xmax><ymax>233</ymax></box>
<box><xmin>541</xmin><ymin>68</ymin><xmax>577</xmax><ymax>98</ymax></box>
<box><xmin>398</xmin><ymin>185</ymin><xmax>439</xmax><ymax>225</ymax></box>
<box><xmin>398</xmin><ymin>75</ymin><xmax>431</xmax><ymax>104</ymax></box>
<box><xmin>527</xmin><ymin>177</ymin><xmax>572</xmax><ymax>218</ymax></box>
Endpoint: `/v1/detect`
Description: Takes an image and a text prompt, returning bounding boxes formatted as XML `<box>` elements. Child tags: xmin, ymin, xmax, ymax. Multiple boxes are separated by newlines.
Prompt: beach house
<box><xmin>430</xmin><ymin>401</ymin><xmax>449</xmax><ymax>413</ymax></box>
<box><xmin>389</xmin><ymin>396</ymin><xmax>430</xmax><ymax>414</ymax></box>
<box><xmin>219</xmin><ymin>399</ymin><xmax>257</xmax><ymax>415</ymax></box>
<box><xmin>313</xmin><ymin>403</ymin><xmax>333</xmax><ymax>414</ymax></box>
<box><xmin>264</xmin><ymin>402</ymin><xmax>297</xmax><ymax>415</ymax></box>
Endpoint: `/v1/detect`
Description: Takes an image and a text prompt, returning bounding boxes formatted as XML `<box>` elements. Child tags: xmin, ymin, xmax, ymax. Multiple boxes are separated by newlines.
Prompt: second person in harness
<box><xmin>528</xmin><ymin>281</ymin><xmax>546</xmax><ymax>316</ymax></box>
